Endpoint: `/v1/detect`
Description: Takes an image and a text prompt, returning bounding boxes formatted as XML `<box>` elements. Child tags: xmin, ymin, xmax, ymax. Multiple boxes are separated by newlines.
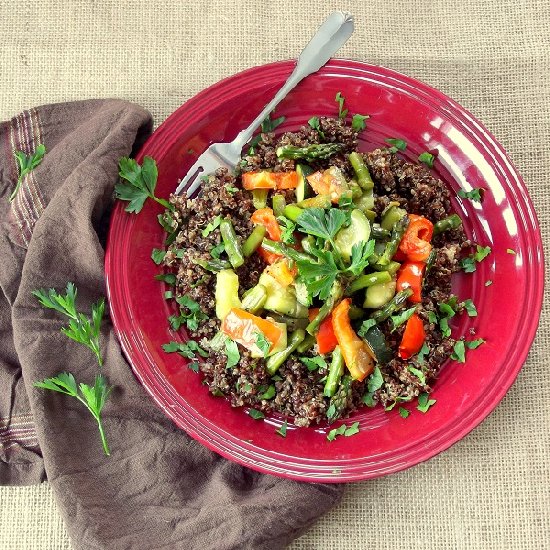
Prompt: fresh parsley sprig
<box><xmin>32</xmin><ymin>283</ymin><xmax>105</xmax><ymax>366</ymax></box>
<box><xmin>34</xmin><ymin>373</ymin><xmax>112</xmax><ymax>455</ymax></box>
<box><xmin>115</xmin><ymin>156</ymin><xmax>171</xmax><ymax>214</ymax></box>
<box><xmin>32</xmin><ymin>283</ymin><xmax>112</xmax><ymax>456</ymax></box>
<box><xmin>10</xmin><ymin>144</ymin><xmax>46</xmax><ymax>202</ymax></box>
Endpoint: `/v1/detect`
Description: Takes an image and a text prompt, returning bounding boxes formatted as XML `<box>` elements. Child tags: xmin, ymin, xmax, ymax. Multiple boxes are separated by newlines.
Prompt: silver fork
<box><xmin>175</xmin><ymin>11</ymin><xmax>354</xmax><ymax>197</ymax></box>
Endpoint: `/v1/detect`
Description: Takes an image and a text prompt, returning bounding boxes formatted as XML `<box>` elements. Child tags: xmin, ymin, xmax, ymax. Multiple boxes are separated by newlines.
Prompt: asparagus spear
<box><xmin>306</xmin><ymin>280</ymin><xmax>343</xmax><ymax>335</ymax></box>
<box><xmin>433</xmin><ymin>214</ymin><xmax>462</xmax><ymax>235</ymax></box>
<box><xmin>242</xmin><ymin>225</ymin><xmax>266</xmax><ymax>257</ymax></box>
<box><xmin>266</xmin><ymin>329</ymin><xmax>306</xmax><ymax>375</ymax></box>
<box><xmin>324</xmin><ymin>346</ymin><xmax>344</xmax><ymax>398</ymax></box>
<box><xmin>348</xmin><ymin>152</ymin><xmax>374</xmax><ymax>190</ymax></box>
<box><xmin>192</xmin><ymin>258</ymin><xmax>231</xmax><ymax>272</ymax></box>
<box><xmin>345</xmin><ymin>271</ymin><xmax>392</xmax><ymax>295</ymax></box>
<box><xmin>370</xmin><ymin>288</ymin><xmax>413</xmax><ymax>323</ymax></box>
<box><xmin>276</xmin><ymin>143</ymin><xmax>344</xmax><ymax>161</ymax></box>
<box><xmin>327</xmin><ymin>375</ymin><xmax>352</xmax><ymax>421</ymax></box>
<box><xmin>376</xmin><ymin>215</ymin><xmax>409</xmax><ymax>267</ymax></box>
<box><xmin>220</xmin><ymin>218</ymin><xmax>245</xmax><ymax>268</ymax></box>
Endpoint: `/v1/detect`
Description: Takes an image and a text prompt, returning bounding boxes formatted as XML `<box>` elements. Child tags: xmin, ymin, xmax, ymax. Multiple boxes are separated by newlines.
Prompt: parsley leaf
<box><xmin>408</xmin><ymin>365</ymin><xmax>426</xmax><ymax>385</ymax></box>
<box><xmin>399</xmin><ymin>407</ymin><xmax>410</xmax><ymax>419</ymax></box>
<box><xmin>338</xmin><ymin>194</ymin><xmax>353</xmax><ymax>209</ymax></box>
<box><xmin>296</xmin><ymin>208</ymin><xmax>348</xmax><ymax>242</ymax></box>
<box><xmin>451</xmin><ymin>340</ymin><xmax>466</xmax><ymax>363</ymax></box>
<box><xmin>385</xmin><ymin>138</ymin><xmax>407</xmax><ymax>152</ymax></box>
<box><xmin>224</xmin><ymin>338</ymin><xmax>240</xmax><ymax>368</ymax></box>
<box><xmin>255</xmin><ymin>331</ymin><xmax>271</xmax><ymax>358</ymax></box>
<box><xmin>300</xmin><ymin>356</ymin><xmax>328</xmax><ymax>371</ymax></box>
<box><xmin>347</xmin><ymin>240</ymin><xmax>376</xmax><ymax>276</ymax></box>
<box><xmin>327</xmin><ymin>424</ymin><xmax>346</xmax><ymax>441</ymax></box>
<box><xmin>10</xmin><ymin>144</ymin><xmax>46</xmax><ymax>202</ymax></box>
<box><xmin>362</xmin><ymin>393</ymin><xmax>376</xmax><ymax>407</ymax></box>
<box><xmin>259</xmin><ymin>385</ymin><xmax>276</xmax><ymax>399</ymax></box>
<box><xmin>168</xmin><ymin>295</ymin><xmax>207</xmax><ymax>331</ymax></box>
<box><xmin>475</xmin><ymin>245</ymin><xmax>492</xmax><ymax>261</ymax></box>
<box><xmin>308</xmin><ymin>116</ymin><xmax>325</xmax><ymax>138</ymax></box>
<box><xmin>344</xmin><ymin>421</ymin><xmax>360</xmax><ymax>436</ymax></box>
<box><xmin>210</xmin><ymin>242</ymin><xmax>225</xmax><ymax>259</ymax></box>
<box><xmin>391</xmin><ymin>306</ymin><xmax>417</xmax><ymax>331</ymax></box>
<box><xmin>162</xmin><ymin>340</ymin><xmax>208</xmax><ymax>358</ymax></box>
<box><xmin>458</xmin><ymin>188</ymin><xmax>484</xmax><ymax>202</ymax></box>
<box><xmin>276</xmin><ymin>420</ymin><xmax>288</xmax><ymax>437</ymax></box>
<box><xmin>188</xmin><ymin>361</ymin><xmax>199</xmax><ymax>372</ymax></box>
<box><xmin>461</xmin><ymin>299</ymin><xmax>477</xmax><ymax>317</ymax></box>
<box><xmin>296</xmin><ymin>250</ymin><xmax>339</xmax><ymax>301</ymax></box>
<box><xmin>202</xmin><ymin>215</ymin><xmax>222</xmax><ymax>237</ymax></box>
<box><xmin>277</xmin><ymin>216</ymin><xmax>297</xmax><ymax>244</ymax></box>
<box><xmin>460</xmin><ymin>257</ymin><xmax>476</xmax><ymax>273</ymax></box>
<box><xmin>32</xmin><ymin>283</ymin><xmax>105</xmax><ymax>367</ymax></box>
<box><xmin>335</xmin><ymin>92</ymin><xmax>348</xmax><ymax>119</ymax></box>
<box><xmin>351</xmin><ymin>114</ymin><xmax>369</xmax><ymax>131</ymax></box>
<box><xmin>151</xmin><ymin>248</ymin><xmax>165</xmax><ymax>265</ymax></box>
<box><xmin>155</xmin><ymin>273</ymin><xmax>177</xmax><ymax>285</ymax></box>
<box><xmin>367</xmin><ymin>366</ymin><xmax>384</xmax><ymax>393</ymax></box>
<box><xmin>248</xmin><ymin>408</ymin><xmax>265</xmax><ymax>420</ymax></box>
<box><xmin>248</xmin><ymin>114</ymin><xmax>286</xmax><ymax>150</ymax></box>
<box><xmin>34</xmin><ymin>372</ymin><xmax>112</xmax><ymax>455</ymax></box>
<box><xmin>115</xmin><ymin>156</ymin><xmax>170</xmax><ymax>213</ymax></box>
<box><xmin>418</xmin><ymin>151</ymin><xmax>435</xmax><ymax>168</ymax></box>
<box><xmin>417</xmin><ymin>392</ymin><xmax>436</xmax><ymax>413</ymax></box>
<box><xmin>415</xmin><ymin>343</ymin><xmax>430</xmax><ymax>365</ymax></box>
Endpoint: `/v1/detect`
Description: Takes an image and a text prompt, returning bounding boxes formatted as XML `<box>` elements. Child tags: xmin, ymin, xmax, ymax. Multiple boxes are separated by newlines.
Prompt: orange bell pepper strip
<box><xmin>398</xmin><ymin>214</ymin><xmax>434</xmax><ymax>262</ymax></box>
<box><xmin>242</xmin><ymin>171</ymin><xmax>299</xmax><ymax>190</ymax></box>
<box><xmin>308</xmin><ymin>308</ymin><xmax>338</xmax><ymax>355</ymax></box>
<box><xmin>221</xmin><ymin>308</ymin><xmax>284</xmax><ymax>356</ymax></box>
<box><xmin>266</xmin><ymin>260</ymin><xmax>297</xmax><ymax>287</ymax></box>
<box><xmin>331</xmin><ymin>298</ymin><xmax>375</xmax><ymax>381</ymax></box>
<box><xmin>398</xmin><ymin>312</ymin><xmax>425</xmax><ymax>359</ymax></box>
<box><xmin>251</xmin><ymin>208</ymin><xmax>282</xmax><ymax>241</ymax></box>
<box><xmin>396</xmin><ymin>262</ymin><xmax>425</xmax><ymax>303</ymax></box>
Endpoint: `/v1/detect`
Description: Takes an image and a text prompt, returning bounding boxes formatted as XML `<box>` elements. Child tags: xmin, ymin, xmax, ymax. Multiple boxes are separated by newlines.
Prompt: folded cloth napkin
<box><xmin>0</xmin><ymin>100</ymin><xmax>343</xmax><ymax>549</ymax></box>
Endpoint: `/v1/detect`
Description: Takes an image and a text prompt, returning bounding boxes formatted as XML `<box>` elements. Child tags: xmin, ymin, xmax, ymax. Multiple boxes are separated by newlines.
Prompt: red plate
<box><xmin>105</xmin><ymin>60</ymin><xmax>544</xmax><ymax>482</ymax></box>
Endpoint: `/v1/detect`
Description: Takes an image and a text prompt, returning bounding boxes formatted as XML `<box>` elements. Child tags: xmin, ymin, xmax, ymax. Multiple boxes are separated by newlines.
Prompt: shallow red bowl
<box><xmin>105</xmin><ymin>60</ymin><xmax>544</xmax><ymax>482</ymax></box>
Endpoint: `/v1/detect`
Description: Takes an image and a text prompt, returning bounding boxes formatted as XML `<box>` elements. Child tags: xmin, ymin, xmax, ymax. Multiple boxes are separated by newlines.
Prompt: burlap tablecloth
<box><xmin>0</xmin><ymin>1</ymin><xmax>548</xmax><ymax>549</ymax></box>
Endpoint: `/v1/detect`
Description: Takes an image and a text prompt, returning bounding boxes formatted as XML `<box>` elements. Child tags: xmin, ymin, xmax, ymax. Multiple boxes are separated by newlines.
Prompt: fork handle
<box><xmin>232</xmin><ymin>11</ymin><xmax>354</xmax><ymax>150</ymax></box>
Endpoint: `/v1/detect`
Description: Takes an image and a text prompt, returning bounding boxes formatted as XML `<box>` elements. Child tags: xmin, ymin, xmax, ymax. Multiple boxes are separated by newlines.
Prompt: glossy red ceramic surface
<box><xmin>105</xmin><ymin>60</ymin><xmax>544</xmax><ymax>482</ymax></box>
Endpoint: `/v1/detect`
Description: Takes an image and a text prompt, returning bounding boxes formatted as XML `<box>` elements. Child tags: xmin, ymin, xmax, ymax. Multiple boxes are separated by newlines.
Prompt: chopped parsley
<box><xmin>168</xmin><ymin>295</ymin><xmax>208</xmax><ymax>331</ymax></box>
<box><xmin>162</xmin><ymin>340</ymin><xmax>208</xmax><ymax>359</ymax></box>
<box><xmin>415</xmin><ymin>342</ymin><xmax>430</xmax><ymax>365</ymax></box>
<box><xmin>385</xmin><ymin>138</ymin><xmax>407</xmax><ymax>152</ymax></box>
<box><xmin>466</xmin><ymin>338</ymin><xmax>486</xmax><ymax>349</ymax></box>
<box><xmin>351</xmin><ymin>114</ymin><xmax>369</xmax><ymax>131</ymax></box>
<box><xmin>276</xmin><ymin>420</ymin><xmax>288</xmax><ymax>437</ymax></box>
<box><xmin>408</xmin><ymin>365</ymin><xmax>426</xmax><ymax>385</ymax></box>
<box><xmin>461</xmin><ymin>299</ymin><xmax>477</xmax><ymax>317</ymax></box>
<box><xmin>458</xmin><ymin>188</ymin><xmax>484</xmax><ymax>202</ymax></box>
<box><xmin>399</xmin><ymin>407</ymin><xmax>410</xmax><ymax>419</ymax></box>
<box><xmin>164</xmin><ymin>290</ymin><xmax>173</xmax><ymax>300</ymax></box>
<box><xmin>202</xmin><ymin>215</ymin><xmax>222</xmax><ymax>237</ymax></box>
<box><xmin>151</xmin><ymin>248</ymin><xmax>165</xmax><ymax>265</ymax></box>
<box><xmin>210</xmin><ymin>242</ymin><xmax>225</xmax><ymax>259</ymax></box>
<box><xmin>259</xmin><ymin>385</ymin><xmax>276</xmax><ymax>400</ymax></box>
<box><xmin>451</xmin><ymin>340</ymin><xmax>466</xmax><ymax>363</ymax></box>
<box><xmin>224</xmin><ymin>338</ymin><xmax>240</xmax><ymax>369</ymax></box>
<box><xmin>308</xmin><ymin>116</ymin><xmax>325</xmax><ymax>138</ymax></box>
<box><xmin>299</xmin><ymin>356</ymin><xmax>328</xmax><ymax>371</ymax></box>
<box><xmin>248</xmin><ymin>408</ymin><xmax>265</xmax><ymax>420</ymax></box>
<box><xmin>155</xmin><ymin>273</ymin><xmax>176</xmax><ymax>285</ymax></box>
<box><xmin>417</xmin><ymin>393</ymin><xmax>436</xmax><ymax>413</ymax></box>
<box><xmin>485</xmin><ymin>280</ymin><xmax>493</xmax><ymax>287</ymax></box>
<box><xmin>225</xmin><ymin>184</ymin><xmax>238</xmax><ymax>195</ymax></box>
<box><xmin>461</xmin><ymin>245</ymin><xmax>492</xmax><ymax>273</ymax></box>
<box><xmin>327</xmin><ymin>421</ymin><xmax>360</xmax><ymax>441</ymax></box>
<box><xmin>277</xmin><ymin>216</ymin><xmax>297</xmax><ymax>244</ymax></box>
<box><xmin>255</xmin><ymin>331</ymin><xmax>271</xmax><ymax>358</ymax></box>
<box><xmin>358</xmin><ymin>318</ymin><xmax>376</xmax><ymax>338</ymax></box>
<box><xmin>188</xmin><ymin>361</ymin><xmax>199</xmax><ymax>373</ymax></box>
<box><xmin>418</xmin><ymin>151</ymin><xmax>435</xmax><ymax>168</ymax></box>
<box><xmin>335</xmin><ymin>92</ymin><xmax>348</xmax><ymax>119</ymax></box>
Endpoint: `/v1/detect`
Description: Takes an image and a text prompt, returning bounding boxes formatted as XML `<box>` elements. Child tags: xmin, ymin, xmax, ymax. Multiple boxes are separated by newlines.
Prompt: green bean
<box><xmin>323</xmin><ymin>346</ymin><xmax>344</xmax><ymax>398</ymax></box>
<box><xmin>283</xmin><ymin>204</ymin><xmax>304</xmax><ymax>222</ymax></box>
<box><xmin>376</xmin><ymin>215</ymin><xmax>409</xmax><ymax>267</ymax></box>
<box><xmin>220</xmin><ymin>219</ymin><xmax>245</xmax><ymax>268</ymax></box>
<box><xmin>349</xmin><ymin>152</ymin><xmax>374</xmax><ymax>190</ymax></box>
<box><xmin>433</xmin><ymin>214</ymin><xmax>462</xmax><ymax>235</ymax></box>
<box><xmin>272</xmin><ymin>194</ymin><xmax>286</xmax><ymax>217</ymax></box>
<box><xmin>346</xmin><ymin>271</ymin><xmax>392</xmax><ymax>295</ymax></box>
<box><xmin>266</xmin><ymin>329</ymin><xmax>306</xmax><ymax>375</ymax></box>
<box><xmin>373</xmin><ymin>260</ymin><xmax>401</xmax><ymax>276</ymax></box>
<box><xmin>306</xmin><ymin>280</ymin><xmax>343</xmax><ymax>335</ymax></box>
<box><xmin>371</xmin><ymin>225</ymin><xmax>391</xmax><ymax>240</ymax></box>
<box><xmin>381</xmin><ymin>205</ymin><xmax>407</xmax><ymax>231</ymax></box>
<box><xmin>370</xmin><ymin>289</ymin><xmax>413</xmax><ymax>324</ymax></box>
<box><xmin>242</xmin><ymin>225</ymin><xmax>266</xmax><ymax>257</ymax></box>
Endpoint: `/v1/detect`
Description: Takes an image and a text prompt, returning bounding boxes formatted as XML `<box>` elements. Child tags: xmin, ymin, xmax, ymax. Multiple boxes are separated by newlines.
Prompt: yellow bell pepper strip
<box><xmin>242</xmin><ymin>171</ymin><xmax>299</xmax><ymax>190</ymax></box>
<box><xmin>306</xmin><ymin>167</ymin><xmax>350</xmax><ymax>203</ymax></box>
<box><xmin>265</xmin><ymin>259</ymin><xmax>297</xmax><ymax>287</ymax></box>
<box><xmin>331</xmin><ymin>298</ymin><xmax>375</xmax><ymax>382</ymax></box>
<box><xmin>221</xmin><ymin>308</ymin><xmax>285</xmax><ymax>356</ymax></box>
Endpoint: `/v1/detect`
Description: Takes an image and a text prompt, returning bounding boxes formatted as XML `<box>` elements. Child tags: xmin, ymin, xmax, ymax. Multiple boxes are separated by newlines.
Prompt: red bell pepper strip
<box><xmin>396</xmin><ymin>262</ymin><xmax>425</xmax><ymax>303</ymax></box>
<box><xmin>331</xmin><ymin>298</ymin><xmax>375</xmax><ymax>381</ymax></box>
<box><xmin>308</xmin><ymin>308</ymin><xmax>338</xmax><ymax>355</ymax></box>
<box><xmin>398</xmin><ymin>214</ymin><xmax>434</xmax><ymax>262</ymax></box>
<box><xmin>242</xmin><ymin>171</ymin><xmax>299</xmax><ymax>190</ymax></box>
<box><xmin>398</xmin><ymin>312</ymin><xmax>426</xmax><ymax>359</ymax></box>
<box><xmin>251</xmin><ymin>208</ymin><xmax>282</xmax><ymax>241</ymax></box>
<box><xmin>256</xmin><ymin>245</ymin><xmax>282</xmax><ymax>265</ymax></box>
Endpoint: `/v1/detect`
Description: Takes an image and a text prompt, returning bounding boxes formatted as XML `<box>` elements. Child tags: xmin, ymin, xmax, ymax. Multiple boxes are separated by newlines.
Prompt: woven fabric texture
<box><xmin>1</xmin><ymin>0</ymin><xmax>548</xmax><ymax>549</ymax></box>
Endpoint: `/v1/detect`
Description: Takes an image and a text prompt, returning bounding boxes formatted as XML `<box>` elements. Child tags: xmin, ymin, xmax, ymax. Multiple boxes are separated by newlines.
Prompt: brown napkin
<box><xmin>0</xmin><ymin>100</ymin><xmax>343</xmax><ymax>549</ymax></box>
